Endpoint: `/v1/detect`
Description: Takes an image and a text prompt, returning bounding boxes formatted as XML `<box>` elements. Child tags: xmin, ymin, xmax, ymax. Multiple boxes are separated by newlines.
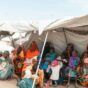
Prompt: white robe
<box><xmin>50</xmin><ymin>62</ymin><xmax>63</xmax><ymax>80</ymax></box>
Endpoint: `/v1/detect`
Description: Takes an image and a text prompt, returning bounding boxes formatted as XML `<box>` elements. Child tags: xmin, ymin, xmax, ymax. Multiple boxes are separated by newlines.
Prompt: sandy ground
<box><xmin>0</xmin><ymin>79</ymin><xmax>84</xmax><ymax>88</ymax></box>
<box><xmin>0</xmin><ymin>79</ymin><xmax>17</xmax><ymax>88</ymax></box>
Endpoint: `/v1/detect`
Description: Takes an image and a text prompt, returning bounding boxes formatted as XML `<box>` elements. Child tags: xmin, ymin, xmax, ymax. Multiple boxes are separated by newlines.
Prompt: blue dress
<box><xmin>18</xmin><ymin>78</ymin><xmax>36</xmax><ymax>88</ymax></box>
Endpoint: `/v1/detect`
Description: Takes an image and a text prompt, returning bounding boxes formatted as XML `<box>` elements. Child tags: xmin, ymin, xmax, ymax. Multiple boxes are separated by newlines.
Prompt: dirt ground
<box><xmin>0</xmin><ymin>79</ymin><xmax>17</xmax><ymax>88</ymax></box>
<box><xmin>0</xmin><ymin>79</ymin><xmax>84</xmax><ymax>88</ymax></box>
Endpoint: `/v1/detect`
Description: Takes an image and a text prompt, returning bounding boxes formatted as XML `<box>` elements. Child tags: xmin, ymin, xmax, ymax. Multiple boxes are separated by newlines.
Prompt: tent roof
<box><xmin>0</xmin><ymin>22</ymin><xmax>38</xmax><ymax>34</ymax></box>
<box><xmin>0</xmin><ymin>31</ymin><xmax>11</xmax><ymax>36</ymax></box>
<box><xmin>0</xmin><ymin>22</ymin><xmax>38</xmax><ymax>46</ymax></box>
<box><xmin>45</xmin><ymin>15</ymin><xmax>88</xmax><ymax>32</ymax></box>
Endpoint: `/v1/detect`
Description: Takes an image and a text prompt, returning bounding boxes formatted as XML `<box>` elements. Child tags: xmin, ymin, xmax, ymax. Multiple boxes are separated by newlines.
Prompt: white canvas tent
<box><xmin>42</xmin><ymin>15</ymin><xmax>88</xmax><ymax>55</ymax></box>
<box><xmin>0</xmin><ymin>41</ymin><xmax>14</xmax><ymax>53</ymax></box>
<box><xmin>1</xmin><ymin>16</ymin><xmax>88</xmax><ymax>88</ymax></box>
<box><xmin>32</xmin><ymin>15</ymin><xmax>88</xmax><ymax>88</ymax></box>
<box><xmin>1</xmin><ymin>15</ymin><xmax>88</xmax><ymax>54</ymax></box>
<box><xmin>0</xmin><ymin>22</ymin><xmax>39</xmax><ymax>50</ymax></box>
<box><xmin>0</xmin><ymin>22</ymin><xmax>38</xmax><ymax>32</ymax></box>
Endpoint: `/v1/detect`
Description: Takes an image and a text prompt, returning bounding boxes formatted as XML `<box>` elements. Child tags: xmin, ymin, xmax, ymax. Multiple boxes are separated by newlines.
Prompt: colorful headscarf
<box><xmin>51</xmin><ymin>60</ymin><xmax>58</xmax><ymax>67</ymax></box>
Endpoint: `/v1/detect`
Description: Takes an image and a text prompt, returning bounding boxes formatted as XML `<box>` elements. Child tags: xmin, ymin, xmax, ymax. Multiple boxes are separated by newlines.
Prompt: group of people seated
<box><xmin>38</xmin><ymin>42</ymin><xmax>88</xmax><ymax>88</ymax></box>
<box><xmin>0</xmin><ymin>41</ymin><xmax>88</xmax><ymax>88</ymax></box>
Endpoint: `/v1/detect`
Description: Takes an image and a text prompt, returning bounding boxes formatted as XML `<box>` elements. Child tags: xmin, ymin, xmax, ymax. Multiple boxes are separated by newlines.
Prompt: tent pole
<box><xmin>32</xmin><ymin>32</ymin><xmax>49</xmax><ymax>88</ymax></box>
<box><xmin>9</xmin><ymin>36</ymin><xmax>15</xmax><ymax>48</ymax></box>
<box><xmin>63</xmin><ymin>28</ymin><xmax>68</xmax><ymax>45</ymax></box>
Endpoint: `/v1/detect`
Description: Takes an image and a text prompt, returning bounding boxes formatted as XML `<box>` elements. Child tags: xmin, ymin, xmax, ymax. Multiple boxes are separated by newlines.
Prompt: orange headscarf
<box><xmin>26</xmin><ymin>41</ymin><xmax>40</xmax><ymax>59</ymax></box>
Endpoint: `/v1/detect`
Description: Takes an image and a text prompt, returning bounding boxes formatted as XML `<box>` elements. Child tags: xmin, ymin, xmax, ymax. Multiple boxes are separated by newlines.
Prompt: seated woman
<box><xmin>65</xmin><ymin>50</ymin><xmax>80</xmax><ymax>87</ymax></box>
<box><xmin>0</xmin><ymin>51</ymin><xmax>14</xmax><ymax>80</ymax></box>
<box><xmin>77</xmin><ymin>57</ymin><xmax>88</xmax><ymax>87</ymax></box>
<box><xmin>39</xmin><ymin>47</ymin><xmax>56</xmax><ymax>70</ymax></box>
<box><xmin>42</xmin><ymin>42</ymin><xmax>52</xmax><ymax>59</ymax></box>
<box><xmin>62</xmin><ymin>43</ymin><xmax>74</xmax><ymax>66</ymax></box>
<box><xmin>45</xmin><ymin>47</ymin><xmax>57</xmax><ymax>62</ymax></box>
<box><xmin>18</xmin><ymin>65</ymin><xmax>36</xmax><ymax>88</ymax></box>
<box><xmin>18</xmin><ymin>63</ymin><xmax>44</xmax><ymax>88</ymax></box>
<box><xmin>13</xmin><ymin>46</ymin><xmax>25</xmax><ymax>79</ymax></box>
<box><xmin>61</xmin><ymin>43</ymin><xmax>74</xmax><ymax>84</ymax></box>
<box><xmin>25</xmin><ymin>41</ymin><xmax>40</xmax><ymax>63</ymax></box>
<box><xmin>22</xmin><ymin>57</ymin><xmax>38</xmax><ymax>78</ymax></box>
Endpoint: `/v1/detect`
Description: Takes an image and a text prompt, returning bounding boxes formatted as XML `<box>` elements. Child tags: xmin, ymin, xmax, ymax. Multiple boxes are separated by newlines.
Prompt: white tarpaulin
<box><xmin>0</xmin><ymin>22</ymin><xmax>38</xmax><ymax>33</ymax></box>
<box><xmin>0</xmin><ymin>15</ymin><xmax>88</xmax><ymax>54</ymax></box>
<box><xmin>0</xmin><ymin>41</ymin><xmax>14</xmax><ymax>53</ymax></box>
<box><xmin>0</xmin><ymin>22</ymin><xmax>38</xmax><ymax>48</ymax></box>
<box><xmin>43</xmin><ymin>15</ymin><xmax>88</xmax><ymax>55</ymax></box>
<box><xmin>45</xmin><ymin>15</ymin><xmax>88</xmax><ymax>31</ymax></box>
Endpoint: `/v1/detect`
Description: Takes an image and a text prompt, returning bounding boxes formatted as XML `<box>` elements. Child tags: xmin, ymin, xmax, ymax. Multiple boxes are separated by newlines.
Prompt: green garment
<box><xmin>0</xmin><ymin>57</ymin><xmax>13</xmax><ymax>79</ymax></box>
<box><xmin>78</xmin><ymin>66</ymin><xmax>88</xmax><ymax>83</ymax></box>
<box><xmin>46</xmin><ymin>53</ymin><xmax>57</xmax><ymax>62</ymax></box>
<box><xmin>18</xmin><ymin>78</ymin><xmax>36</xmax><ymax>88</ymax></box>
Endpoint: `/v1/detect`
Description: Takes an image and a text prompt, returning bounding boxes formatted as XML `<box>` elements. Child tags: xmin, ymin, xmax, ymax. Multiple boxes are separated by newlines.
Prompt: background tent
<box><xmin>41</xmin><ymin>15</ymin><xmax>88</xmax><ymax>55</ymax></box>
<box><xmin>0</xmin><ymin>22</ymin><xmax>39</xmax><ymax>50</ymax></box>
<box><xmin>0</xmin><ymin>41</ymin><xmax>14</xmax><ymax>53</ymax></box>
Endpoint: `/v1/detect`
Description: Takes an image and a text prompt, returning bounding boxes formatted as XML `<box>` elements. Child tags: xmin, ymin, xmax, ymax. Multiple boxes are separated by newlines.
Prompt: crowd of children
<box><xmin>0</xmin><ymin>41</ymin><xmax>88</xmax><ymax>88</ymax></box>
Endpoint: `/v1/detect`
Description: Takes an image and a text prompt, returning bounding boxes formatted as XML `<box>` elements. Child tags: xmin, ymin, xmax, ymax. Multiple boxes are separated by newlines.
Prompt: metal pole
<box><xmin>63</xmin><ymin>28</ymin><xmax>68</xmax><ymax>45</ymax></box>
<box><xmin>9</xmin><ymin>36</ymin><xmax>15</xmax><ymax>48</ymax></box>
<box><xmin>32</xmin><ymin>32</ymin><xmax>49</xmax><ymax>88</ymax></box>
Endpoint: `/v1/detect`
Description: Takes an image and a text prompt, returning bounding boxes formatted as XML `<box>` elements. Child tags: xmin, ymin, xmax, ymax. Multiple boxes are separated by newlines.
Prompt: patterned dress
<box><xmin>78</xmin><ymin>66</ymin><xmax>88</xmax><ymax>87</ymax></box>
<box><xmin>13</xmin><ymin>57</ymin><xmax>24</xmax><ymax>78</ymax></box>
<box><xmin>0</xmin><ymin>57</ymin><xmax>13</xmax><ymax>79</ymax></box>
<box><xmin>66</xmin><ymin>56</ymin><xmax>80</xmax><ymax>77</ymax></box>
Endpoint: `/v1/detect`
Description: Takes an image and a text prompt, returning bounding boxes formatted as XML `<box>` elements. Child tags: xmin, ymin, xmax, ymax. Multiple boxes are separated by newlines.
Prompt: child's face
<box><xmin>67</xmin><ymin>44</ymin><xmax>73</xmax><ymax>51</ymax></box>
<box><xmin>84</xmin><ymin>58</ymin><xmax>88</xmax><ymax>65</ymax></box>
<box><xmin>67</xmin><ymin>46</ymin><xmax>71</xmax><ymax>51</ymax></box>
<box><xmin>72</xmin><ymin>51</ymin><xmax>77</xmax><ymax>57</ymax></box>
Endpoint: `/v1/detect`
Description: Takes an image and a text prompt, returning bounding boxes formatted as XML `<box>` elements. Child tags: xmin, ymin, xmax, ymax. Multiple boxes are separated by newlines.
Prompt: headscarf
<box><xmin>51</xmin><ymin>60</ymin><xmax>59</xmax><ymax>67</ymax></box>
<box><xmin>26</xmin><ymin>41</ymin><xmax>40</xmax><ymax>59</ymax></box>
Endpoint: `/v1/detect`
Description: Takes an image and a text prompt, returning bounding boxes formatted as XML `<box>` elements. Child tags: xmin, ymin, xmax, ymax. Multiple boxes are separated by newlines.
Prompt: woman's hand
<box><xmin>32</xmin><ymin>74</ymin><xmax>38</xmax><ymax>79</ymax></box>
